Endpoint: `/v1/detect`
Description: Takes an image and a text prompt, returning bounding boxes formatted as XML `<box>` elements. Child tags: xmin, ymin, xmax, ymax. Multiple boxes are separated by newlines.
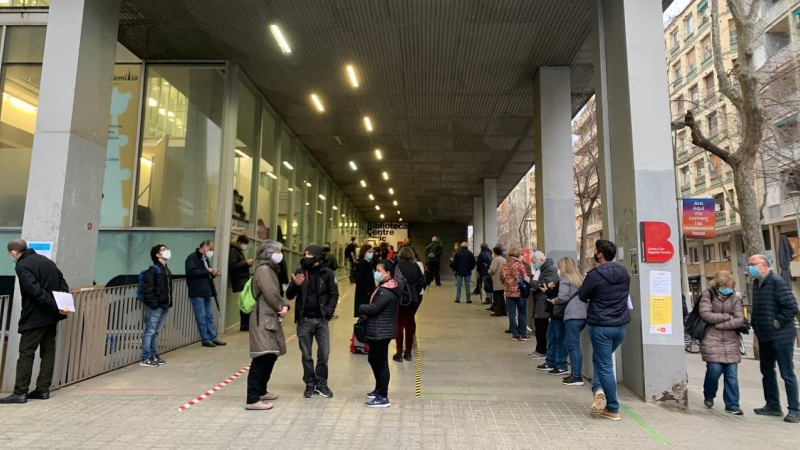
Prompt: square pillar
<box><xmin>2</xmin><ymin>0</ymin><xmax>121</xmax><ymax>392</ymax></box>
<box><xmin>533</xmin><ymin>67</ymin><xmax>577</xmax><ymax>261</ymax></box>
<box><xmin>483</xmin><ymin>180</ymin><xmax>498</xmax><ymax>247</ymax></box>
<box><xmin>473</xmin><ymin>197</ymin><xmax>484</xmax><ymax>254</ymax></box>
<box><xmin>595</xmin><ymin>0</ymin><xmax>686</xmax><ymax>407</ymax></box>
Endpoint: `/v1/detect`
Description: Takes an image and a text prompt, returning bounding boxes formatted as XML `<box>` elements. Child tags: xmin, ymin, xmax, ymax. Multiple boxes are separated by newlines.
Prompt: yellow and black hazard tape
<box><xmin>414</xmin><ymin>314</ymin><xmax>421</xmax><ymax>398</ymax></box>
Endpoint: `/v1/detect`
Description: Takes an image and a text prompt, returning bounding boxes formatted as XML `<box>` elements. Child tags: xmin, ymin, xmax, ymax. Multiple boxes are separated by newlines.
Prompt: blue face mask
<box><xmin>366</xmin><ymin>252</ymin><xmax>374</xmax><ymax>261</ymax></box>
<box><xmin>373</xmin><ymin>271</ymin><xmax>383</xmax><ymax>283</ymax></box>
<box><xmin>748</xmin><ymin>265</ymin><xmax>760</xmax><ymax>277</ymax></box>
<box><xmin>533</xmin><ymin>262</ymin><xmax>541</xmax><ymax>270</ymax></box>
<box><xmin>718</xmin><ymin>287</ymin><xmax>734</xmax><ymax>296</ymax></box>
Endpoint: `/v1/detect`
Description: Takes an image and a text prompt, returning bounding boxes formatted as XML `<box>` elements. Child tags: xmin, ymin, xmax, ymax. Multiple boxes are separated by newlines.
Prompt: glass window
<box><xmin>305</xmin><ymin>162</ymin><xmax>318</xmax><ymax>246</ymax></box>
<box><xmin>3</xmin><ymin>26</ymin><xmax>46</xmax><ymax>63</ymax></box>
<box><xmin>135</xmin><ymin>65</ymin><xmax>225</xmax><ymax>227</ymax></box>
<box><xmin>292</xmin><ymin>147</ymin><xmax>306</xmax><ymax>252</ymax></box>
<box><xmin>317</xmin><ymin>176</ymin><xmax>328</xmax><ymax>245</ymax></box>
<box><xmin>256</xmin><ymin>109</ymin><xmax>277</xmax><ymax>241</ymax></box>
<box><xmin>277</xmin><ymin>128</ymin><xmax>293</xmax><ymax>251</ymax></box>
<box><xmin>233</xmin><ymin>82</ymin><xmax>258</xmax><ymax>225</ymax></box>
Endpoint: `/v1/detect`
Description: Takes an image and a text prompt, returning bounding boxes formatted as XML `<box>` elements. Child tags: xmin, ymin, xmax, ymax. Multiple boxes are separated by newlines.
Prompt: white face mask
<box><xmin>271</xmin><ymin>252</ymin><xmax>283</xmax><ymax>264</ymax></box>
<box><xmin>206</xmin><ymin>250</ymin><xmax>214</xmax><ymax>259</ymax></box>
<box><xmin>160</xmin><ymin>249</ymin><xmax>172</xmax><ymax>261</ymax></box>
<box><xmin>241</xmin><ymin>244</ymin><xmax>248</xmax><ymax>251</ymax></box>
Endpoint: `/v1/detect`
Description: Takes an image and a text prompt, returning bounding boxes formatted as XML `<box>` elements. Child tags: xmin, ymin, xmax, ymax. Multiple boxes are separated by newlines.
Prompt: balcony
<box><xmin>685</xmin><ymin>32</ymin><xmax>696</xmax><ymax>45</ymax></box>
<box><xmin>672</xmin><ymin>78</ymin><xmax>685</xmax><ymax>92</ymax></box>
<box><xmin>694</xmin><ymin>176</ymin><xmax>707</xmax><ymax>190</ymax></box>
<box><xmin>710</xmin><ymin>175</ymin><xmax>721</xmax><ymax>186</ymax></box>
<box><xmin>762</xmin><ymin>0</ymin><xmax>795</xmax><ymax>25</ymax></box>
<box><xmin>699</xmin><ymin>19</ymin><xmax>710</xmax><ymax>34</ymax></box>
<box><xmin>702</xmin><ymin>54</ymin><xmax>714</xmax><ymax>69</ymax></box>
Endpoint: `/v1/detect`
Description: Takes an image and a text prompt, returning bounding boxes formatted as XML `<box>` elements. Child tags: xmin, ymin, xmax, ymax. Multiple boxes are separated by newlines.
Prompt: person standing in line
<box><xmin>500</xmin><ymin>248</ymin><xmax>531</xmax><ymax>341</ymax></box>
<box><xmin>322</xmin><ymin>242</ymin><xmax>339</xmax><ymax>272</ymax></box>
<box><xmin>453</xmin><ymin>242</ymin><xmax>477</xmax><ymax>304</ymax></box>
<box><xmin>530</xmin><ymin>251</ymin><xmax>558</xmax><ymax>360</ymax></box>
<box><xmin>229</xmin><ymin>235</ymin><xmax>254</xmax><ymax>331</ymax></box>
<box><xmin>394</xmin><ymin>246</ymin><xmax>425</xmax><ymax>362</ymax></box>
<box><xmin>425</xmin><ymin>236</ymin><xmax>443</xmax><ymax>287</ymax></box>
<box><xmin>488</xmin><ymin>246</ymin><xmax>506</xmax><ymax>316</ymax></box>
<box><xmin>449</xmin><ymin>242</ymin><xmax>460</xmax><ymax>285</ymax></box>
<box><xmin>286</xmin><ymin>245</ymin><xmax>339</xmax><ymax>399</ymax></box>
<box><xmin>360</xmin><ymin>260</ymin><xmax>402</xmax><ymax>408</ymax></box>
<box><xmin>139</xmin><ymin>244</ymin><xmax>174</xmax><ymax>368</ymax></box>
<box><xmin>0</xmin><ymin>239</ymin><xmax>69</xmax><ymax>404</ymax></box>
<box><xmin>698</xmin><ymin>271</ymin><xmax>745</xmax><ymax>415</ymax></box>
<box><xmin>552</xmin><ymin>257</ymin><xmax>587</xmax><ymax>386</ymax></box>
<box><xmin>748</xmin><ymin>253</ymin><xmax>800</xmax><ymax>423</ymax></box>
<box><xmin>245</xmin><ymin>240</ymin><xmax>289</xmax><ymax>411</ymax></box>
<box><xmin>351</xmin><ymin>244</ymin><xmax>375</xmax><ymax>354</ymax></box>
<box><xmin>475</xmin><ymin>243</ymin><xmax>493</xmax><ymax>303</ymax></box>
<box><xmin>345</xmin><ymin>237</ymin><xmax>358</xmax><ymax>283</ymax></box>
<box><xmin>538</xmin><ymin>258</ymin><xmax>567</xmax><ymax>375</ymax></box>
<box><xmin>578</xmin><ymin>239</ymin><xmax>630</xmax><ymax>421</ymax></box>
<box><xmin>185</xmin><ymin>240</ymin><xmax>226</xmax><ymax>348</ymax></box>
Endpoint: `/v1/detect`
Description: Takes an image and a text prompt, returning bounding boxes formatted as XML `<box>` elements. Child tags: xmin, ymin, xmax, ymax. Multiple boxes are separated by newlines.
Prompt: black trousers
<box><xmin>492</xmin><ymin>290</ymin><xmax>506</xmax><ymax>315</ymax></box>
<box><xmin>534</xmin><ymin>318</ymin><xmax>549</xmax><ymax>355</ymax></box>
<box><xmin>367</xmin><ymin>338</ymin><xmax>392</xmax><ymax>397</ymax></box>
<box><xmin>246</xmin><ymin>353</ymin><xmax>278</xmax><ymax>404</ymax></box>
<box><xmin>14</xmin><ymin>323</ymin><xmax>58</xmax><ymax>395</ymax></box>
<box><xmin>427</xmin><ymin>260</ymin><xmax>441</xmax><ymax>286</ymax></box>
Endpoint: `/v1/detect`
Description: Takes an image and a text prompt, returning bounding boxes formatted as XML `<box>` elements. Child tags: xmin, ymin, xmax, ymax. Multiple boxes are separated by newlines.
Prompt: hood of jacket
<box><xmin>539</xmin><ymin>258</ymin><xmax>554</xmax><ymax>271</ymax></box>
<box><xmin>304</xmin><ymin>245</ymin><xmax>324</xmax><ymax>261</ymax></box>
<box><xmin>594</xmin><ymin>261</ymin><xmax>629</xmax><ymax>285</ymax></box>
<box><xmin>378</xmin><ymin>277</ymin><xmax>403</xmax><ymax>296</ymax></box>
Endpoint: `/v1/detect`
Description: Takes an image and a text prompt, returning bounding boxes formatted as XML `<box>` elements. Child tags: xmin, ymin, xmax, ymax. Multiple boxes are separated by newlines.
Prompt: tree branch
<box><xmin>713</xmin><ymin>0</ymin><xmax>743</xmax><ymax>109</ymax></box>
<box><xmin>685</xmin><ymin>110</ymin><xmax>733</xmax><ymax>163</ymax></box>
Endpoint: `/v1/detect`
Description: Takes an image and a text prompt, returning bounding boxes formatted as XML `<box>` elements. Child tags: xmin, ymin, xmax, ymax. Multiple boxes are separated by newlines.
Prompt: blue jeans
<box><xmin>190</xmin><ymin>296</ymin><xmax>217</xmax><ymax>343</ymax></box>
<box><xmin>545</xmin><ymin>318</ymin><xmax>567</xmax><ymax>370</ymax></box>
<box><xmin>456</xmin><ymin>275</ymin><xmax>471</xmax><ymax>302</ymax></box>
<box><xmin>704</xmin><ymin>362</ymin><xmax>740</xmax><ymax>410</ymax></box>
<box><xmin>759</xmin><ymin>339</ymin><xmax>800</xmax><ymax>411</ymax></box>
<box><xmin>506</xmin><ymin>296</ymin><xmax>528</xmax><ymax>337</ymax></box>
<box><xmin>589</xmin><ymin>325</ymin><xmax>626</xmax><ymax>413</ymax></box>
<box><xmin>564</xmin><ymin>319</ymin><xmax>587</xmax><ymax>377</ymax></box>
<box><xmin>142</xmin><ymin>307</ymin><xmax>169</xmax><ymax>360</ymax></box>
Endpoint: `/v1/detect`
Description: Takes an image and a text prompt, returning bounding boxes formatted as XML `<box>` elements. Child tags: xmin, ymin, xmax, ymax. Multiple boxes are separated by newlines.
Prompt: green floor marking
<box><xmin>620</xmin><ymin>404</ymin><xmax>669</xmax><ymax>445</ymax></box>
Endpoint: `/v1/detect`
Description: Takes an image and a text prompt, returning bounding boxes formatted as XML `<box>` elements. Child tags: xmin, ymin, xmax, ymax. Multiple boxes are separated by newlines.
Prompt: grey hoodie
<box><xmin>553</xmin><ymin>276</ymin><xmax>587</xmax><ymax>321</ymax></box>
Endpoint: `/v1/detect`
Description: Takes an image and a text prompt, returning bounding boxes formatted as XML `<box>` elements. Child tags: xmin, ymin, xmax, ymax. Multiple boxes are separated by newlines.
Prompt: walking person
<box><xmin>360</xmin><ymin>260</ymin><xmax>402</xmax><ymax>408</ymax></box>
<box><xmin>453</xmin><ymin>242</ymin><xmax>476</xmax><ymax>304</ymax></box>
<box><xmin>345</xmin><ymin>237</ymin><xmax>358</xmax><ymax>283</ymax></box>
<box><xmin>186</xmin><ymin>240</ymin><xmax>226</xmax><ymax>348</ymax></box>
<box><xmin>553</xmin><ymin>257</ymin><xmax>587</xmax><ymax>386</ymax></box>
<box><xmin>578</xmin><ymin>239</ymin><xmax>630</xmax><ymax>421</ymax></box>
<box><xmin>500</xmin><ymin>248</ymin><xmax>531</xmax><ymax>341</ymax></box>
<box><xmin>698</xmin><ymin>271</ymin><xmax>745</xmax><ymax>415</ymax></box>
<box><xmin>424</xmin><ymin>236</ymin><xmax>443</xmax><ymax>286</ymax></box>
<box><xmin>449</xmin><ymin>242</ymin><xmax>460</xmax><ymax>285</ymax></box>
<box><xmin>476</xmin><ymin>243</ymin><xmax>493</xmax><ymax>303</ymax></box>
<box><xmin>489</xmin><ymin>246</ymin><xmax>507</xmax><ymax>316</ymax></box>
<box><xmin>139</xmin><ymin>244</ymin><xmax>174</xmax><ymax>368</ymax></box>
<box><xmin>394</xmin><ymin>246</ymin><xmax>425</xmax><ymax>362</ymax></box>
<box><xmin>245</xmin><ymin>240</ymin><xmax>290</xmax><ymax>411</ymax></box>
<box><xmin>229</xmin><ymin>235</ymin><xmax>254</xmax><ymax>331</ymax></box>
<box><xmin>286</xmin><ymin>245</ymin><xmax>339</xmax><ymax>399</ymax></box>
<box><xmin>531</xmin><ymin>251</ymin><xmax>558</xmax><ymax>360</ymax></box>
<box><xmin>0</xmin><ymin>239</ymin><xmax>70</xmax><ymax>404</ymax></box>
<box><xmin>748</xmin><ymin>254</ymin><xmax>800</xmax><ymax>423</ymax></box>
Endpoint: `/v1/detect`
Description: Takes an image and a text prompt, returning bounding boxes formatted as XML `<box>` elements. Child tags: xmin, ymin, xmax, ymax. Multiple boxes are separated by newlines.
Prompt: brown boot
<box><xmin>591</xmin><ymin>390</ymin><xmax>606</xmax><ymax>417</ymax></box>
<box><xmin>599</xmin><ymin>408</ymin><xmax>620</xmax><ymax>421</ymax></box>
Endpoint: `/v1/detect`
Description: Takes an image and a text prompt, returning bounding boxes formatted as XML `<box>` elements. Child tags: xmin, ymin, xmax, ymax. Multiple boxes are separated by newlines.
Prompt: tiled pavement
<box><xmin>0</xmin><ymin>281</ymin><xmax>797</xmax><ymax>449</ymax></box>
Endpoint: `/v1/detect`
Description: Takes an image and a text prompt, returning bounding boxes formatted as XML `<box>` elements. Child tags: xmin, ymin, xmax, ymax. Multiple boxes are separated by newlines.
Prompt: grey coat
<box><xmin>249</xmin><ymin>261</ymin><xmax>289</xmax><ymax>358</ymax></box>
<box><xmin>552</xmin><ymin>276</ymin><xmax>587</xmax><ymax>321</ymax></box>
<box><xmin>489</xmin><ymin>256</ymin><xmax>506</xmax><ymax>291</ymax></box>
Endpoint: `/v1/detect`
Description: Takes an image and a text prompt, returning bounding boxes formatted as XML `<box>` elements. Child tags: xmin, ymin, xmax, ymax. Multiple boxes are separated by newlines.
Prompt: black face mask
<box><xmin>301</xmin><ymin>257</ymin><xmax>316</xmax><ymax>270</ymax></box>
<box><xmin>593</xmin><ymin>253</ymin><xmax>602</xmax><ymax>263</ymax></box>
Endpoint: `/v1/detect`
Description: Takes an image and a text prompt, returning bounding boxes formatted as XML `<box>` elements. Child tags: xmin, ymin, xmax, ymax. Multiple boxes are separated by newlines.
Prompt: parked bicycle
<box><xmin>684</xmin><ymin>332</ymin><xmax>700</xmax><ymax>354</ymax></box>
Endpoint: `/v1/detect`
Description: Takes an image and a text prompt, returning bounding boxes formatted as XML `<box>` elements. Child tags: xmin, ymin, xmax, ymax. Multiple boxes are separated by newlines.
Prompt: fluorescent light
<box><xmin>234</xmin><ymin>149</ymin><xmax>250</xmax><ymax>159</ymax></box>
<box><xmin>335</xmin><ymin>136</ymin><xmax>344</xmax><ymax>147</ymax></box>
<box><xmin>306</xmin><ymin>182</ymin><xmax>312</xmax><ymax>187</ymax></box>
<box><xmin>389</xmin><ymin>188</ymin><xmax>394</xmax><ymax>195</ymax></box>
<box><xmin>311</xmin><ymin>94</ymin><xmax>324</xmax><ymax>112</ymax></box>
<box><xmin>316</xmin><ymin>210</ymin><xmax>323</xmax><ymax>215</ymax></box>
<box><xmin>292</xmin><ymin>222</ymin><xmax>298</xmax><ymax>227</ymax></box>
<box><xmin>369</xmin><ymin>194</ymin><xmax>375</xmax><ymax>201</ymax></box>
<box><xmin>305</xmin><ymin>202</ymin><xmax>310</xmax><ymax>206</ymax></box>
<box><xmin>392</xmin><ymin>200</ymin><xmax>398</xmax><ymax>206</ymax></box>
<box><xmin>382</xmin><ymin>172</ymin><xmax>389</xmax><ymax>180</ymax></box>
<box><xmin>148</xmin><ymin>97</ymin><xmax>157</xmax><ymax>107</ymax></box>
<box><xmin>346</xmin><ymin>65</ymin><xmax>359</xmax><ymax>88</ymax></box>
<box><xmin>283</xmin><ymin>161</ymin><xmax>294</xmax><ymax>170</ymax></box>
<box><xmin>342</xmin><ymin>214</ymin><xmax>346</xmax><ymax>217</ymax></box>
<box><xmin>364</xmin><ymin>117</ymin><xmax>373</xmax><ymax>132</ymax></box>
<box><xmin>375</xmin><ymin>149</ymin><xmax>382</xmax><ymax>160</ymax></box>
<box><xmin>163</xmin><ymin>81</ymin><xmax>170</xmax><ymax>86</ymax></box>
<box><xmin>360</xmin><ymin>180</ymin><xmax>367</xmax><ymax>187</ymax></box>
<box><xmin>349</xmin><ymin>161</ymin><xmax>358</xmax><ymax>170</ymax></box>
<box><xmin>140</xmin><ymin>157</ymin><xmax>153</xmax><ymax>167</ymax></box>
<box><xmin>287</xmin><ymin>187</ymin><xmax>294</xmax><ymax>192</ymax></box>
<box><xmin>399</xmin><ymin>218</ymin><xmax>403</xmax><ymax>222</ymax></box>
<box><xmin>266</xmin><ymin>172</ymin><xmax>278</xmax><ymax>180</ymax></box>
<box><xmin>332</xmin><ymin>206</ymin><xmax>338</xmax><ymax>210</ymax></box>
<box><xmin>2</xmin><ymin>93</ymin><xmax>37</xmax><ymax>114</ymax></box>
<box><xmin>167</xmin><ymin>111</ymin><xmax>175</xmax><ymax>118</ymax></box>
<box><xmin>375</xmin><ymin>205</ymin><xmax>380</xmax><ymax>211</ymax></box>
<box><xmin>270</xmin><ymin>24</ymin><xmax>292</xmax><ymax>55</ymax></box>
<box><xmin>319</xmin><ymin>194</ymin><xmax>326</xmax><ymax>201</ymax></box>
<box><xmin>397</xmin><ymin>210</ymin><xmax>400</xmax><ymax>214</ymax></box>
<box><xmin>380</xmin><ymin>214</ymin><xmax>385</xmax><ymax>219</ymax></box>
<box><xmin>157</xmin><ymin>108</ymin><xmax>166</xmax><ymax>116</ymax></box>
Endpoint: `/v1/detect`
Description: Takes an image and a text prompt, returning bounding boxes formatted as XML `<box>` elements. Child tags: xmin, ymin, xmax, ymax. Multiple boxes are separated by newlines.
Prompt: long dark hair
<box><xmin>358</xmin><ymin>244</ymin><xmax>373</xmax><ymax>260</ymax></box>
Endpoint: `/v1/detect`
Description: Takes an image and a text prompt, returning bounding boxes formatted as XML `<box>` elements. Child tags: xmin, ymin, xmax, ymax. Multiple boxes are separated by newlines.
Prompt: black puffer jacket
<box><xmin>578</xmin><ymin>262</ymin><xmax>631</xmax><ymax>327</ymax></box>
<box><xmin>752</xmin><ymin>271</ymin><xmax>799</xmax><ymax>343</ymax></box>
<box><xmin>15</xmin><ymin>249</ymin><xmax>69</xmax><ymax>332</ymax></box>
<box><xmin>360</xmin><ymin>277</ymin><xmax>402</xmax><ymax>341</ymax></box>
<box><xmin>286</xmin><ymin>265</ymin><xmax>339</xmax><ymax>322</ymax></box>
<box><xmin>141</xmin><ymin>262</ymin><xmax>173</xmax><ymax>310</ymax></box>
<box><xmin>396</xmin><ymin>258</ymin><xmax>425</xmax><ymax>304</ymax></box>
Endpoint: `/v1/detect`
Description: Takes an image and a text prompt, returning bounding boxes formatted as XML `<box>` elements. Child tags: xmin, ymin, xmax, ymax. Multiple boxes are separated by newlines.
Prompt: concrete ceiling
<box><xmin>118</xmin><ymin>0</ymin><xmax>597</xmax><ymax>224</ymax></box>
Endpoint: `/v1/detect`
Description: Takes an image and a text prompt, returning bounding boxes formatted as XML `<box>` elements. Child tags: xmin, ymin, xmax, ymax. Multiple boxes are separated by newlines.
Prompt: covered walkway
<box><xmin>0</xmin><ymin>283</ymin><xmax>793</xmax><ymax>449</ymax></box>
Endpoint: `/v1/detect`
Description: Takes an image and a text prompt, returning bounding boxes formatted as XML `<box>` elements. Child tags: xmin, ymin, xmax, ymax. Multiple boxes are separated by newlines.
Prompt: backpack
<box><xmin>518</xmin><ymin>275</ymin><xmax>531</xmax><ymax>298</ymax></box>
<box><xmin>239</xmin><ymin>277</ymin><xmax>257</xmax><ymax>314</ymax></box>
<box><xmin>394</xmin><ymin>266</ymin><xmax>414</xmax><ymax>306</ymax></box>
<box><xmin>136</xmin><ymin>265</ymin><xmax>161</xmax><ymax>303</ymax></box>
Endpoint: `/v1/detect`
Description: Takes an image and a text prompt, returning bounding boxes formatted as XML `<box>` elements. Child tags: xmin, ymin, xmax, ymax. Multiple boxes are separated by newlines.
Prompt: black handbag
<box><xmin>553</xmin><ymin>291</ymin><xmax>577</xmax><ymax>320</ymax></box>
<box><xmin>685</xmin><ymin>291</ymin><xmax>709</xmax><ymax>340</ymax></box>
<box><xmin>353</xmin><ymin>317</ymin><xmax>368</xmax><ymax>343</ymax></box>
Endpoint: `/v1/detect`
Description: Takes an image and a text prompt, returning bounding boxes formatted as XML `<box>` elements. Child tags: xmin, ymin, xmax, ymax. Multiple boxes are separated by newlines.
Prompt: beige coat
<box><xmin>698</xmin><ymin>288</ymin><xmax>744</xmax><ymax>364</ymax></box>
<box><xmin>489</xmin><ymin>256</ymin><xmax>506</xmax><ymax>291</ymax></box>
<box><xmin>249</xmin><ymin>261</ymin><xmax>289</xmax><ymax>358</ymax></box>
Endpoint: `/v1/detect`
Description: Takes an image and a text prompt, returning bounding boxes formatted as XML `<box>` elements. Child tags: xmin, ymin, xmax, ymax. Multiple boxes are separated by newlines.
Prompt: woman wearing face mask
<box><xmin>229</xmin><ymin>235</ymin><xmax>255</xmax><ymax>331</ymax></box>
<box><xmin>351</xmin><ymin>244</ymin><xmax>375</xmax><ymax>354</ymax></box>
<box><xmin>359</xmin><ymin>260</ymin><xmax>402</xmax><ymax>408</ymax></box>
<box><xmin>245</xmin><ymin>240</ymin><xmax>290</xmax><ymax>410</ymax></box>
<box><xmin>698</xmin><ymin>270</ymin><xmax>745</xmax><ymax>415</ymax></box>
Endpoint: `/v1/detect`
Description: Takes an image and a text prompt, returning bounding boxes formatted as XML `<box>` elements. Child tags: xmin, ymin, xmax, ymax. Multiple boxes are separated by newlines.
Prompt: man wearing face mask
<box><xmin>286</xmin><ymin>245</ymin><xmax>339</xmax><ymax>399</ymax></box>
<box><xmin>748</xmin><ymin>254</ymin><xmax>800</xmax><ymax>423</ymax></box>
<box><xmin>139</xmin><ymin>244</ymin><xmax>174</xmax><ymax>368</ymax></box>
<box><xmin>230</xmin><ymin>235</ymin><xmax>255</xmax><ymax>331</ymax></box>
<box><xmin>186</xmin><ymin>240</ymin><xmax>226</xmax><ymax>348</ymax></box>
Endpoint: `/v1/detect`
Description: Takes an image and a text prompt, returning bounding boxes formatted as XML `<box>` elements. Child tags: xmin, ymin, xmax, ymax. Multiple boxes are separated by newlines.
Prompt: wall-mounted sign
<box><xmin>640</xmin><ymin>221</ymin><xmax>675</xmax><ymax>263</ymax></box>
<box><xmin>28</xmin><ymin>241</ymin><xmax>53</xmax><ymax>260</ymax></box>
<box><xmin>682</xmin><ymin>198</ymin><xmax>716</xmax><ymax>239</ymax></box>
<box><xmin>367</xmin><ymin>222</ymin><xmax>409</xmax><ymax>247</ymax></box>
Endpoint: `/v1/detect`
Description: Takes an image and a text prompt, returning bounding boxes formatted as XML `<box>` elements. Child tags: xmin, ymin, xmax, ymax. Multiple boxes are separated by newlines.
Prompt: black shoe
<box><xmin>726</xmin><ymin>408</ymin><xmax>744</xmax><ymax>416</ymax></box>
<box><xmin>466</xmin><ymin>300</ymin><xmax>473</xmax><ymax>304</ymax></box>
<box><xmin>239</xmin><ymin>326</ymin><xmax>249</xmax><ymax>332</ymax></box>
<box><xmin>754</xmin><ymin>405</ymin><xmax>784</xmax><ymax>416</ymax></box>
<box><xmin>0</xmin><ymin>393</ymin><xmax>27</xmax><ymax>404</ymax></box>
<box><xmin>393</xmin><ymin>354</ymin><xmax>403</xmax><ymax>362</ymax></box>
<box><xmin>504</xmin><ymin>329</ymin><xmax>511</xmax><ymax>333</ymax></box>
<box><xmin>561</xmin><ymin>376</ymin><xmax>585</xmax><ymax>386</ymax></box>
<box><xmin>472</xmin><ymin>290</ymin><xmax>481</xmax><ymax>295</ymax></box>
<box><xmin>704</xmin><ymin>399</ymin><xmax>714</xmax><ymax>409</ymax></box>
<box><xmin>27</xmin><ymin>390</ymin><xmax>49</xmax><ymax>400</ymax></box>
<box><xmin>315</xmin><ymin>386</ymin><xmax>333</xmax><ymax>398</ymax></box>
<box><xmin>202</xmin><ymin>341</ymin><xmax>216</xmax><ymax>348</ymax></box>
<box><xmin>454</xmin><ymin>299</ymin><xmax>460</xmax><ymax>303</ymax></box>
<box><xmin>404</xmin><ymin>353</ymin><xmax>412</xmax><ymax>361</ymax></box>
<box><xmin>548</xmin><ymin>367</ymin><xmax>568</xmax><ymax>376</ymax></box>
<box><xmin>537</xmin><ymin>363</ymin><xmax>553</xmax><ymax>371</ymax></box>
<box><xmin>785</xmin><ymin>410</ymin><xmax>800</xmax><ymax>423</ymax></box>
<box><xmin>303</xmin><ymin>386</ymin><xmax>315</xmax><ymax>398</ymax></box>
<box><xmin>486</xmin><ymin>307</ymin><xmax>494</xmax><ymax>311</ymax></box>
<box><xmin>212</xmin><ymin>339</ymin><xmax>227</xmax><ymax>346</ymax></box>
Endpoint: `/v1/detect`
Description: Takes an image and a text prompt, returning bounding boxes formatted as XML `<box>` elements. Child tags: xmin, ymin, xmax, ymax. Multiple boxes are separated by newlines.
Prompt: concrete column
<box><xmin>533</xmin><ymin>67</ymin><xmax>577</xmax><ymax>261</ymax></box>
<box><xmin>2</xmin><ymin>0</ymin><xmax>121</xmax><ymax>392</ymax></box>
<box><xmin>596</xmin><ymin>0</ymin><xmax>686</xmax><ymax>407</ymax></box>
<box><xmin>483</xmin><ymin>180</ymin><xmax>498</xmax><ymax>247</ymax></box>
<box><xmin>592</xmin><ymin>0</ymin><xmax>615</xmax><ymax>242</ymax></box>
<box><xmin>473</xmin><ymin>197</ymin><xmax>484</xmax><ymax>254</ymax></box>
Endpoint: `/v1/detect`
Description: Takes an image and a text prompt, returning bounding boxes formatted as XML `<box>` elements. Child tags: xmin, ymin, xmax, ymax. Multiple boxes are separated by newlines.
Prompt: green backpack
<box><xmin>239</xmin><ymin>277</ymin><xmax>257</xmax><ymax>314</ymax></box>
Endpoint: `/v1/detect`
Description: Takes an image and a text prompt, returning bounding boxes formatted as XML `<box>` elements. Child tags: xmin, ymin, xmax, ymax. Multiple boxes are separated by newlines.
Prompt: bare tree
<box><xmin>497</xmin><ymin>175</ymin><xmax>534</xmax><ymax>249</ymax></box>
<box><xmin>574</xmin><ymin>100</ymin><xmax>601</xmax><ymax>273</ymax></box>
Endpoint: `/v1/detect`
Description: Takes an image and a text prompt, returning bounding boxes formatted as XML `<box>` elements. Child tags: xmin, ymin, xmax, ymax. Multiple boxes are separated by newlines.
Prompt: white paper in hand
<box><xmin>53</xmin><ymin>292</ymin><xmax>75</xmax><ymax>312</ymax></box>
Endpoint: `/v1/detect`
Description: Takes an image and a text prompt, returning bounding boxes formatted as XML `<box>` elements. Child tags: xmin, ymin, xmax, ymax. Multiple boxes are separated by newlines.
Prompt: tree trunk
<box><xmin>579</xmin><ymin>214</ymin><xmax>590</xmax><ymax>274</ymax></box>
<box><xmin>732</xmin><ymin>163</ymin><xmax>766</xmax><ymax>255</ymax></box>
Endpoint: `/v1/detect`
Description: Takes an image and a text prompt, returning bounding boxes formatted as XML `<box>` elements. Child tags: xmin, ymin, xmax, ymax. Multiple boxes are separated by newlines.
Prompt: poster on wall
<box><xmin>682</xmin><ymin>198</ymin><xmax>716</xmax><ymax>239</ymax></box>
<box><xmin>640</xmin><ymin>221</ymin><xmax>675</xmax><ymax>263</ymax></box>
<box><xmin>367</xmin><ymin>222</ymin><xmax>409</xmax><ymax>248</ymax></box>
<box><xmin>649</xmin><ymin>270</ymin><xmax>673</xmax><ymax>334</ymax></box>
<box><xmin>100</xmin><ymin>64</ymin><xmax>142</xmax><ymax>227</ymax></box>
